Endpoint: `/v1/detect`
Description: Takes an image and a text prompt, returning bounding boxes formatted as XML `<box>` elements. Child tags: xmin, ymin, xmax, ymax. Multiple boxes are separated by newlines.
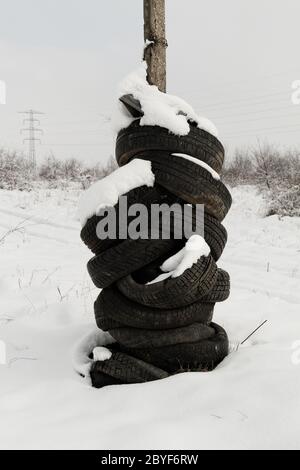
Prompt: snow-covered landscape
<box><xmin>1</xmin><ymin>0</ymin><xmax>300</xmax><ymax>452</ymax></box>
<box><xmin>0</xmin><ymin>184</ymin><xmax>299</xmax><ymax>450</ymax></box>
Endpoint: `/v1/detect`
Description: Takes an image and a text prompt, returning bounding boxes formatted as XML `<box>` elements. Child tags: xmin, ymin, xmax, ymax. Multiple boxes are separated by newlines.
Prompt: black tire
<box><xmin>120</xmin><ymin>323</ymin><xmax>229</xmax><ymax>374</ymax></box>
<box><xmin>81</xmin><ymin>184</ymin><xmax>181</xmax><ymax>255</ymax></box>
<box><xmin>109</xmin><ymin>323</ymin><xmax>215</xmax><ymax>349</ymax></box>
<box><xmin>116</xmin><ymin>120</ymin><xmax>224</xmax><ymax>173</ymax></box>
<box><xmin>81</xmin><ymin>181</ymin><xmax>227</xmax><ymax>262</ymax></box>
<box><xmin>95</xmin><ymin>286</ymin><xmax>214</xmax><ymax>331</ymax></box>
<box><xmin>91</xmin><ymin>351</ymin><xmax>169</xmax><ymax>384</ymax></box>
<box><xmin>204</xmin><ymin>213</ymin><xmax>227</xmax><ymax>261</ymax></box>
<box><xmin>202</xmin><ymin>269</ymin><xmax>230</xmax><ymax>303</ymax></box>
<box><xmin>80</xmin><ymin>184</ymin><xmax>155</xmax><ymax>255</ymax></box>
<box><xmin>82</xmin><ymin>117</ymin><xmax>231</xmax><ymax>386</ymax></box>
<box><xmin>130</xmin><ymin>153</ymin><xmax>231</xmax><ymax>221</ymax></box>
<box><xmin>87</xmin><ymin>238</ymin><xmax>182</xmax><ymax>288</ymax></box>
<box><xmin>90</xmin><ymin>369</ymin><xmax>123</xmax><ymax>389</ymax></box>
<box><xmin>117</xmin><ymin>254</ymin><xmax>218</xmax><ymax>309</ymax></box>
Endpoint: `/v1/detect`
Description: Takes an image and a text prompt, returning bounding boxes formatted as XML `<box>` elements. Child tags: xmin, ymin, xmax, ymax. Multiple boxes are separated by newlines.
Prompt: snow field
<box><xmin>0</xmin><ymin>185</ymin><xmax>299</xmax><ymax>449</ymax></box>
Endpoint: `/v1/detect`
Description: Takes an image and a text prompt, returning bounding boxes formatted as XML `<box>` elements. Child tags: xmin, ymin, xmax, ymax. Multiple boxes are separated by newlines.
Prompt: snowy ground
<box><xmin>0</xmin><ymin>185</ymin><xmax>299</xmax><ymax>450</ymax></box>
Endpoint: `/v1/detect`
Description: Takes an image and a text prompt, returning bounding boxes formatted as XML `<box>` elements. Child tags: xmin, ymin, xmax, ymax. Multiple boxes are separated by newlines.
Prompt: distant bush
<box><xmin>0</xmin><ymin>149</ymin><xmax>34</xmax><ymax>190</ymax></box>
<box><xmin>1</xmin><ymin>145</ymin><xmax>299</xmax><ymax>217</ymax></box>
<box><xmin>267</xmin><ymin>184</ymin><xmax>300</xmax><ymax>217</ymax></box>
<box><xmin>222</xmin><ymin>144</ymin><xmax>300</xmax><ymax>217</ymax></box>
<box><xmin>0</xmin><ymin>149</ymin><xmax>117</xmax><ymax>191</ymax></box>
<box><xmin>222</xmin><ymin>149</ymin><xmax>255</xmax><ymax>186</ymax></box>
<box><xmin>38</xmin><ymin>154</ymin><xmax>117</xmax><ymax>189</ymax></box>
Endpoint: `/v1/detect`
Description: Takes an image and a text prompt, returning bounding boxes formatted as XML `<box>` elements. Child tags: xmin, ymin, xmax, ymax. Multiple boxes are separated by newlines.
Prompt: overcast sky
<box><xmin>0</xmin><ymin>0</ymin><xmax>300</xmax><ymax>165</ymax></box>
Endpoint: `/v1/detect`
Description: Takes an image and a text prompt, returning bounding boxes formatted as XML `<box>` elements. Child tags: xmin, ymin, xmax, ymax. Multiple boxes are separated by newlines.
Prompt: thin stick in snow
<box><xmin>241</xmin><ymin>320</ymin><xmax>268</xmax><ymax>345</ymax></box>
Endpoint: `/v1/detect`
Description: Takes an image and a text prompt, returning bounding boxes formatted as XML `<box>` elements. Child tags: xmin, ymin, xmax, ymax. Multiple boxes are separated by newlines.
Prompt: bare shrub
<box><xmin>38</xmin><ymin>154</ymin><xmax>117</xmax><ymax>188</ymax></box>
<box><xmin>267</xmin><ymin>184</ymin><xmax>300</xmax><ymax>217</ymax></box>
<box><xmin>222</xmin><ymin>148</ymin><xmax>255</xmax><ymax>186</ymax></box>
<box><xmin>77</xmin><ymin>156</ymin><xmax>118</xmax><ymax>189</ymax></box>
<box><xmin>0</xmin><ymin>148</ymin><xmax>118</xmax><ymax>191</ymax></box>
<box><xmin>2</xmin><ymin>143</ymin><xmax>299</xmax><ymax>217</ymax></box>
<box><xmin>223</xmin><ymin>144</ymin><xmax>300</xmax><ymax>217</ymax></box>
<box><xmin>0</xmin><ymin>148</ymin><xmax>35</xmax><ymax>190</ymax></box>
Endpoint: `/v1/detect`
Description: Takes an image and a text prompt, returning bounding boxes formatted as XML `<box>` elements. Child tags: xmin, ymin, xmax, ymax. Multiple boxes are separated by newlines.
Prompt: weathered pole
<box><xmin>143</xmin><ymin>0</ymin><xmax>167</xmax><ymax>92</ymax></box>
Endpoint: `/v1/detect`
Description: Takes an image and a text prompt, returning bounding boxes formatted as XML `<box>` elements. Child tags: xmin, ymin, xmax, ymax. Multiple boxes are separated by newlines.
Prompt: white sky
<box><xmin>0</xmin><ymin>0</ymin><xmax>300</xmax><ymax>165</ymax></box>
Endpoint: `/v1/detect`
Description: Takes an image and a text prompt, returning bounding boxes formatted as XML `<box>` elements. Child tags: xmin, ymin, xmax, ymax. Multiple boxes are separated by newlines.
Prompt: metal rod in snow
<box><xmin>143</xmin><ymin>0</ymin><xmax>167</xmax><ymax>92</ymax></box>
<box><xmin>241</xmin><ymin>320</ymin><xmax>268</xmax><ymax>345</ymax></box>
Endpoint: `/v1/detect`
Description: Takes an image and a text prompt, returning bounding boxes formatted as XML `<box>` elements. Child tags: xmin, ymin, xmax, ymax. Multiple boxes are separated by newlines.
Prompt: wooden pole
<box><xmin>143</xmin><ymin>0</ymin><xmax>167</xmax><ymax>92</ymax></box>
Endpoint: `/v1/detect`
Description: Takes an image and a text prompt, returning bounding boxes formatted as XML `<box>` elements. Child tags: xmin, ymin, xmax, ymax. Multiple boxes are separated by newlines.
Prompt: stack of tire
<box><xmin>81</xmin><ymin>119</ymin><xmax>232</xmax><ymax>388</ymax></box>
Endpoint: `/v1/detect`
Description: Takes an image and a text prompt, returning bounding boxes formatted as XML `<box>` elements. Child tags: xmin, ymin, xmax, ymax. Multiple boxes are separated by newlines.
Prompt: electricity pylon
<box><xmin>19</xmin><ymin>109</ymin><xmax>44</xmax><ymax>169</ymax></box>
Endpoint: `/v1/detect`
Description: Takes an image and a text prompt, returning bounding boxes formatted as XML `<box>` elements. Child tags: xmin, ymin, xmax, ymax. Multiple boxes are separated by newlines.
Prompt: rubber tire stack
<box><xmin>81</xmin><ymin>120</ymin><xmax>232</xmax><ymax>388</ymax></box>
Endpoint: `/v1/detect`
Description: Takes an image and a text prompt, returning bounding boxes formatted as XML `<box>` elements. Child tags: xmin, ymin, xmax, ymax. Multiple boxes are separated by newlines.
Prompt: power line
<box><xmin>175</xmin><ymin>66</ymin><xmax>300</xmax><ymax>98</ymax></box>
<box><xmin>197</xmin><ymin>90</ymin><xmax>291</xmax><ymax>112</ymax></box>
<box><xmin>19</xmin><ymin>109</ymin><xmax>44</xmax><ymax>169</ymax></box>
<box><xmin>222</xmin><ymin>126</ymin><xmax>300</xmax><ymax>139</ymax></box>
<box><xmin>41</xmin><ymin>143</ymin><xmax>105</xmax><ymax>147</ymax></box>
<box><xmin>44</xmin><ymin>114</ymin><xmax>111</xmax><ymax>126</ymax></box>
<box><xmin>204</xmin><ymin>102</ymin><xmax>298</xmax><ymax>122</ymax></box>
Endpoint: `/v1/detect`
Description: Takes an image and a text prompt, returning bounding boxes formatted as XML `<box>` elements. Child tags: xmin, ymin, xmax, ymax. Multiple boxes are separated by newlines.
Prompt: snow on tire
<box><xmin>117</xmin><ymin>254</ymin><xmax>219</xmax><ymax>309</ymax></box>
<box><xmin>132</xmin><ymin>152</ymin><xmax>232</xmax><ymax>221</ymax></box>
<box><xmin>80</xmin><ymin>120</ymin><xmax>231</xmax><ymax>388</ymax></box>
<box><xmin>116</xmin><ymin>120</ymin><xmax>225</xmax><ymax>173</ymax></box>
